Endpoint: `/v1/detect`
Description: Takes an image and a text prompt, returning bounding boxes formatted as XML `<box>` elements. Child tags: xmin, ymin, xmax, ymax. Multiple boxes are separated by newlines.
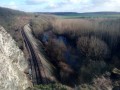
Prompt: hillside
<box><xmin>0</xmin><ymin>7</ymin><xmax>27</xmax><ymax>29</ymax></box>
<box><xmin>0</xmin><ymin>7</ymin><xmax>26</xmax><ymax>16</ymax></box>
<box><xmin>0</xmin><ymin>7</ymin><xmax>33</xmax><ymax>48</ymax></box>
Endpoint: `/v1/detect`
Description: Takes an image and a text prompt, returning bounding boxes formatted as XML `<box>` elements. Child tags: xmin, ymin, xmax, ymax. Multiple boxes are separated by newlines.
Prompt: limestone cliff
<box><xmin>0</xmin><ymin>26</ymin><xmax>32</xmax><ymax>90</ymax></box>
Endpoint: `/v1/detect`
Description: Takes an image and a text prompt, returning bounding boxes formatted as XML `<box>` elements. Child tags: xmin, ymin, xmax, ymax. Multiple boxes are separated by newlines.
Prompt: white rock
<box><xmin>0</xmin><ymin>26</ymin><xmax>32</xmax><ymax>90</ymax></box>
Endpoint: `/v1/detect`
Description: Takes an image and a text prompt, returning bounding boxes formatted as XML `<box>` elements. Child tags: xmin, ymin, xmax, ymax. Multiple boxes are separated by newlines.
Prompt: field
<box><xmin>49</xmin><ymin>12</ymin><xmax>120</xmax><ymax>19</ymax></box>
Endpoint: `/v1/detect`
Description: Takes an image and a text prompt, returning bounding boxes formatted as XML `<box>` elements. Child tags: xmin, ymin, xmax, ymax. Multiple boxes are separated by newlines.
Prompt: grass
<box><xmin>57</xmin><ymin>13</ymin><xmax>120</xmax><ymax>19</ymax></box>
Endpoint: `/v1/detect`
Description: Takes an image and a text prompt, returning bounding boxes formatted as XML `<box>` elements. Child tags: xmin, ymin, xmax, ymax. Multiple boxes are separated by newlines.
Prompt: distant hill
<box><xmin>36</xmin><ymin>12</ymin><xmax>120</xmax><ymax>15</ymax></box>
<box><xmin>78</xmin><ymin>12</ymin><xmax>120</xmax><ymax>17</ymax></box>
<box><xmin>0</xmin><ymin>7</ymin><xmax>27</xmax><ymax>23</ymax></box>
<box><xmin>36</xmin><ymin>12</ymin><xmax>120</xmax><ymax>18</ymax></box>
<box><xmin>82</xmin><ymin>12</ymin><xmax>120</xmax><ymax>15</ymax></box>
<box><xmin>35</xmin><ymin>12</ymin><xmax>79</xmax><ymax>15</ymax></box>
<box><xmin>0</xmin><ymin>7</ymin><xmax>26</xmax><ymax>16</ymax></box>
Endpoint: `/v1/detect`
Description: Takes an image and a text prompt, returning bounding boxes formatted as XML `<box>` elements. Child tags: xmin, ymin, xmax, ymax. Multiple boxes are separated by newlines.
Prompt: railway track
<box><xmin>21</xmin><ymin>26</ymin><xmax>43</xmax><ymax>85</ymax></box>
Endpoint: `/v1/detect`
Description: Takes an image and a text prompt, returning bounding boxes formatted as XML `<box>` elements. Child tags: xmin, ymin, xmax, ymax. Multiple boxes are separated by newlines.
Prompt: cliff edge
<box><xmin>0</xmin><ymin>26</ymin><xmax>32</xmax><ymax>90</ymax></box>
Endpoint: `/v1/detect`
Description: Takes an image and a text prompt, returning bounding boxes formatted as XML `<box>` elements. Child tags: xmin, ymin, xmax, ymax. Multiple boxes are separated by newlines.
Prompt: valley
<box><xmin>0</xmin><ymin>7</ymin><xmax>120</xmax><ymax>90</ymax></box>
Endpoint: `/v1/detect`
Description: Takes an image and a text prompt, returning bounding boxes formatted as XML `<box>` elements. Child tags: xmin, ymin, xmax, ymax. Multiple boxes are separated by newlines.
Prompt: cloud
<box><xmin>68</xmin><ymin>0</ymin><xmax>90</xmax><ymax>4</ymax></box>
<box><xmin>22</xmin><ymin>0</ymin><xmax>120</xmax><ymax>12</ymax></box>
<box><xmin>91</xmin><ymin>0</ymin><xmax>107</xmax><ymax>5</ymax></box>
<box><xmin>26</xmin><ymin>0</ymin><xmax>50</xmax><ymax>5</ymax></box>
<box><xmin>9</xmin><ymin>1</ymin><xmax>18</xmax><ymax>9</ymax></box>
<box><xmin>1</xmin><ymin>0</ymin><xmax>120</xmax><ymax>12</ymax></box>
<box><xmin>43</xmin><ymin>0</ymin><xmax>92</xmax><ymax>12</ymax></box>
<box><xmin>1</xmin><ymin>1</ymin><xmax>18</xmax><ymax>10</ymax></box>
<box><xmin>85</xmin><ymin>0</ymin><xmax>120</xmax><ymax>12</ymax></box>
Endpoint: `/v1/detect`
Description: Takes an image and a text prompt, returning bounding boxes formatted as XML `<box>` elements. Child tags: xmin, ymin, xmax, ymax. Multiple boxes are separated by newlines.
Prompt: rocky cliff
<box><xmin>0</xmin><ymin>26</ymin><xmax>32</xmax><ymax>90</ymax></box>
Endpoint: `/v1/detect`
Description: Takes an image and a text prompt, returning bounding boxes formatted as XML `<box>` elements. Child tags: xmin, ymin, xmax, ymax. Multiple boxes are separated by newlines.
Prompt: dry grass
<box><xmin>52</xmin><ymin>18</ymin><xmax>120</xmax><ymax>36</ymax></box>
<box><xmin>52</xmin><ymin>19</ymin><xmax>92</xmax><ymax>35</ymax></box>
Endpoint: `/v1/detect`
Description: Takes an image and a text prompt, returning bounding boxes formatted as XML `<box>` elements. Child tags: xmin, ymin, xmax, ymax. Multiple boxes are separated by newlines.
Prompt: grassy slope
<box><xmin>0</xmin><ymin>7</ymin><xmax>26</xmax><ymax>30</ymax></box>
<box><xmin>0</xmin><ymin>7</ymin><xmax>33</xmax><ymax>48</ymax></box>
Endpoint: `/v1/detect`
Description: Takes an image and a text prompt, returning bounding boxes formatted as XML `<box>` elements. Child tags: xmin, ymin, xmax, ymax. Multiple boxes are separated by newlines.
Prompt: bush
<box><xmin>30</xmin><ymin>15</ymin><xmax>55</xmax><ymax>38</ymax></box>
<box><xmin>77</xmin><ymin>84</ymin><xmax>96</xmax><ymax>90</ymax></box>
<box><xmin>34</xmin><ymin>84</ymin><xmax>67</xmax><ymax>90</ymax></box>
<box><xmin>79</xmin><ymin>60</ymin><xmax>107</xmax><ymax>83</ymax></box>
<box><xmin>77</xmin><ymin>36</ymin><xmax>110</xmax><ymax>60</ymax></box>
<box><xmin>46</xmin><ymin>38</ymin><xmax>67</xmax><ymax>61</ymax></box>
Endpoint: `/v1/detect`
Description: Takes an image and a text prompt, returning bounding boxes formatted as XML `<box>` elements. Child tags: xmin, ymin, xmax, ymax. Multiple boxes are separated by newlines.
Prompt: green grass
<box><xmin>57</xmin><ymin>13</ymin><xmax>120</xmax><ymax>19</ymax></box>
<box><xmin>33</xmin><ymin>84</ymin><xmax>67</xmax><ymax>90</ymax></box>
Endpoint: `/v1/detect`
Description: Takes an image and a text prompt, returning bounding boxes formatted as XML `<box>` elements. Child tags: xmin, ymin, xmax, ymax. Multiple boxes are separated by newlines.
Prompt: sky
<box><xmin>0</xmin><ymin>0</ymin><xmax>120</xmax><ymax>12</ymax></box>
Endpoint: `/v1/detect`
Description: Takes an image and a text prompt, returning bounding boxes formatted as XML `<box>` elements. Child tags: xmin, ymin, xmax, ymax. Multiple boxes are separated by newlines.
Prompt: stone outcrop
<box><xmin>0</xmin><ymin>26</ymin><xmax>32</xmax><ymax>90</ymax></box>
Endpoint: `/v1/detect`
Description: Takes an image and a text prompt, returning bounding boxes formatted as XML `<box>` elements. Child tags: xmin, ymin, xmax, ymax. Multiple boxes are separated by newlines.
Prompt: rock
<box><xmin>111</xmin><ymin>68</ymin><xmax>120</xmax><ymax>80</ymax></box>
<box><xmin>112</xmin><ymin>68</ymin><xmax>120</xmax><ymax>75</ymax></box>
<box><xmin>93</xmin><ymin>76</ymin><xmax>113</xmax><ymax>90</ymax></box>
<box><xmin>0</xmin><ymin>26</ymin><xmax>32</xmax><ymax>90</ymax></box>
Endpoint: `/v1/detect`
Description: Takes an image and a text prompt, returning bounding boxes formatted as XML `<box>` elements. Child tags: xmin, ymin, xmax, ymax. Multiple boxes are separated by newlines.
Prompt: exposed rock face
<box><xmin>0</xmin><ymin>26</ymin><xmax>32</xmax><ymax>90</ymax></box>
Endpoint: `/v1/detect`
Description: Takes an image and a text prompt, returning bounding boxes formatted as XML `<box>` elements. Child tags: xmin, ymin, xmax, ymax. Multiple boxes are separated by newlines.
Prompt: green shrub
<box><xmin>34</xmin><ymin>84</ymin><xmax>67</xmax><ymax>90</ymax></box>
<box><xmin>77</xmin><ymin>84</ymin><xmax>96</xmax><ymax>90</ymax></box>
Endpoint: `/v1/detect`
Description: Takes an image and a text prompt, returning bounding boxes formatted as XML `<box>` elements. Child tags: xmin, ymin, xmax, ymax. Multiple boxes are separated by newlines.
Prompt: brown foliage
<box><xmin>46</xmin><ymin>38</ymin><xmax>67</xmax><ymax>61</ymax></box>
<box><xmin>30</xmin><ymin>16</ymin><xmax>120</xmax><ymax>85</ymax></box>
<box><xmin>77</xmin><ymin>36</ymin><xmax>110</xmax><ymax>60</ymax></box>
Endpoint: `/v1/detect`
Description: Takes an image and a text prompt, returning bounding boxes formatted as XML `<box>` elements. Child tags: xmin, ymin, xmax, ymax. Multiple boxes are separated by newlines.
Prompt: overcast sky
<box><xmin>1</xmin><ymin>0</ymin><xmax>120</xmax><ymax>12</ymax></box>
